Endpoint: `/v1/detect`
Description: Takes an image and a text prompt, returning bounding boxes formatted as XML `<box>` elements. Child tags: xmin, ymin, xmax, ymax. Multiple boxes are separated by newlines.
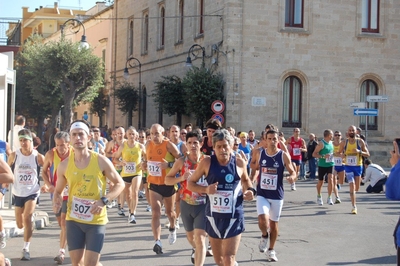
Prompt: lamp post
<box><xmin>61</xmin><ymin>18</ymin><xmax>90</xmax><ymax>49</ymax></box>
<box><xmin>185</xmin><ymin>44</ymin><xmax>206</xmax><ymax>68</ymax></box>
<box><xmin>124</xmin><ymin>57</ymin><xmax>142</xmax><ymax>129</ymax></box>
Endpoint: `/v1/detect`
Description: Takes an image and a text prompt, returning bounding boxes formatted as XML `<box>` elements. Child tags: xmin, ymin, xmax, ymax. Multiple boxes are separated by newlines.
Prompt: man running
<box><xmin>8</xmin><ymin>129</ymin><xmax>44</xmax><ymax>261</ymax></box>
<box><xmin>201</xmin><ymin>119</ymin><xmax>221</xmax><ymax>156</ymax></box>
<box><xmin>165</xmin><ymin>131</ymin><xmax>208</xmax><ymax>265</ymax></box>
<box><xmin>53</xmin><ymin>120</ymin><xmax>125</xmax><ymax>266</ymax></box>
<box><xmin>339</xmin><ymin>125</ymin><xmax>369</xmax><ymax>214</ymax></box>
<box><xmin>286</xmin><ymin>128</ymin><xmax>307</xmax><ymax>190</ymax></box>
<box><xmin>41</xmin><ymin>131</ymin><xmax>72</xmax><ymax>264</ymax></box>
<box><xmin>188</xmin><ymin>129</ymin><xmax>255</xmax><ymax>266</ymax></box>
<box><xmin>250</xmin><ymin>129</ymin><xmax>296</xmax><ymax>262</ymax></box>
<box><xmin>145</xmin><ymin>124</ymin><xmax>181</xmax><ymax>254</ymax></box>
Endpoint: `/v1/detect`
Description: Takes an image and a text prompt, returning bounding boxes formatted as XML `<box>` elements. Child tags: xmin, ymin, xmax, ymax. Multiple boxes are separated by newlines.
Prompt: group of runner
<box><xmin>0</xmin><ymin>117</ymin><xmax>372</xmax><ymax>266</ymax></box>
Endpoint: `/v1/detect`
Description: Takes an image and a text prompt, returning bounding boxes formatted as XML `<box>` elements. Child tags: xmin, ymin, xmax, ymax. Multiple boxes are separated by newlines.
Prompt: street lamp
<box><xmin>124</xmin><ymin>57</ymin><xmax>142</xmax><ymax>129</ymax></box>
<box><xmin>185</xmin><ymin>44</ymin><xmax>206</xmax><ymax>68</ymax></box>
<box><xmin>61</xmin><ymin>18</ymin><xmax>90</xmax><ymax>49</ymax></box>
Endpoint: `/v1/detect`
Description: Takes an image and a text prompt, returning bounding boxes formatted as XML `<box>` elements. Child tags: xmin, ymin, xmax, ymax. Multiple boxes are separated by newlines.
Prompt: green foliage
<box><xmin>181</xmin><ymin>67</ymin><xmax>224</xmax><ymax>125</ymax></box>
<box><xmin>16</xmin><ymin>35</ymin><xmax>104</xmax><ymax>129</ymax></box>
<box><xmin>113</xmin><ymin>82</ymin><xmax>139</xmax><ymax>125</ymax></box>
<box><xmin>89</xmin><ymin>88</ymin><xmax>109</xmax><ymax>127</ymax></box>
<box><xmin>153</xmin><ymin>75</ymin><xmax>186</xmax><ymax>121</ymax></box>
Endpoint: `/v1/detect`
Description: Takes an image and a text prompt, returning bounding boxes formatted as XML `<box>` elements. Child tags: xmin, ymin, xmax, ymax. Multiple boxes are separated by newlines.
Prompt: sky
<box><xmin>0</xmin><ymin>0</ymin><xmax>96</xmax><ymax>20</ymax></box>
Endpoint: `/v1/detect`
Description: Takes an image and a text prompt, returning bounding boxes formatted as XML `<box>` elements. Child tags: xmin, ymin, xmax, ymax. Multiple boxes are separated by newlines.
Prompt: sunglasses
<box><xmin>139</xmin><ymin>136</ymin><xmax>145</xmax><ymax>138</ymax></box>
<box><xmin>181</xmin><ymin>133</ymin><xmax>187</xmax><ymax>135</ymax></box>
<box><xmin>334</xmin><ymin>134</ymin><xmax>341</xmax><ymax>136</ymax></box>
<box><xmin>234</xmin><ymin>144</ymin><xmax>239</xmax><ymax>146</ymax></box>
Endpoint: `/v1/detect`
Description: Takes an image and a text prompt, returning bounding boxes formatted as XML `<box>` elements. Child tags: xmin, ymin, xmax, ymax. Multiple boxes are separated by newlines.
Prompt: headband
<box><xmin>70</xmin><ymin>122</ymin><xmax>90</xmax><ymax>135</ymax></box>
<box><xmin>18</xmin><ymin>134</ymin><xmax>32</xmax><ymax>141</ymax></box>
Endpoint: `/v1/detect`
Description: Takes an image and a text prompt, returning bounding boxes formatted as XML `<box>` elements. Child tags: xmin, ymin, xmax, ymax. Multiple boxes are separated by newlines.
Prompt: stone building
<box><xmin>113</xmin><ymin>0</ymin><xmax>400</xmax><ymax>165</ymax></box>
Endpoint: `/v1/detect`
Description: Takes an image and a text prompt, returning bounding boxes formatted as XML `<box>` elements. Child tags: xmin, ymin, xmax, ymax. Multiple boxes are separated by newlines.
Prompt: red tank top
<box><xmin>289</xmin><ymin>136</ymin><xmax>303</xmax><ymax>160</ymax></box>
<box><xmin>180</xmin><ymin>155</ymin><xmax>207</xmax><ymax>205</ymax></box>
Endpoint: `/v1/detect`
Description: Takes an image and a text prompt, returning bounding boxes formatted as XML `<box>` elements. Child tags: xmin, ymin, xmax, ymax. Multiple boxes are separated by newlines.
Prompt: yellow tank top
<box><xmin>65</xmin><ymin>151</ymin><xmax>108</xmax><ymax>225</ymax></box>
<box><xmin>344</xmin><ymin>139</ymin><xmax>363</xmax><ymax>166</ymax></box>
<box><xmin>121</xmin><ymin>141</ymin><xmax>142</xmax><ymax>177</ymax></box>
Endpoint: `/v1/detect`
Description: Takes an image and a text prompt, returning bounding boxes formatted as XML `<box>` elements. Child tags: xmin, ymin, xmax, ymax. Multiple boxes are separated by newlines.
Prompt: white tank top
<box><xmin>12</xmin><ymin>149</ymin><xmax>40</xmax><ymax>197</ymax></box>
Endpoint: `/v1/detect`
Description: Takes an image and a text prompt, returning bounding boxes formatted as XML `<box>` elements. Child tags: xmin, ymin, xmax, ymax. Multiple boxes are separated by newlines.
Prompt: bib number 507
<box><xmin>74</xmin><ymin>204</ymin><xmax>90</xmax><ymax>214</ymax></box>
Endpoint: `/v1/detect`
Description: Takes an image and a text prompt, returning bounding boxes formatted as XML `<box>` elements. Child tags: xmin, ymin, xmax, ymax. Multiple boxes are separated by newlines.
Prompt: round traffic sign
<box><xmin>211</xmin><ymin>100</ymin><xmax>225</xmax><ymax>113</ymax></box>
<box><xmin>211</xmin><ymin>113</ymin><xmax>225</xmax><ymax>124</ymax></box>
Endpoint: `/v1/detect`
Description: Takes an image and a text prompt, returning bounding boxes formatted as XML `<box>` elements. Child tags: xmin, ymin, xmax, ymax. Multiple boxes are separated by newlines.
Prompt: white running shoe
<box><xmin>153</xmin><ymin>240</ymin><xmax>163</xmax><ymax>254</ymax></box>
<box><xmin>291</xmin><ymin>183</ymin><xmax>296</xmax><ymax>191</ymax></box>
<box><xmin>267</xmin><ymin>249</ymin><xmax>278</xmax><ymax>262</ymax></box>
<box><xmin>146</xmin><ymin>205</ymin><xmax>152</xmax><ymax>212</ymax></box>
<box><xmin>258</xmin><ymin>236</ymin><xmax>268</xmax><ymax>253</ymax></box>
<box><xmin>317</xmin><ymin>196</ymin><xmax>323</xmax><ymax>205</ymax></box>
<box><xmin>168</xmin><ymin>228</ymin><xmax>177</xmax><ymax>245</ymax></box>
<box><xmin>0</xmin><ymin>232</ymin><xmax>6</xmax><ymax>249</ymax></box>
<box><xmin>327</xmin><ymin>197</ymin><xmax>333</xmax><ymax>205</ymax></box>
<box><xmin>129</xmin><ymin>214</ymin><xmax>136</xmax><ymax>224</ymax></box>
<box><xmin>335</xmin><ymin>197</ymin><xmax>341</xmax><ymax>204</ymax></box>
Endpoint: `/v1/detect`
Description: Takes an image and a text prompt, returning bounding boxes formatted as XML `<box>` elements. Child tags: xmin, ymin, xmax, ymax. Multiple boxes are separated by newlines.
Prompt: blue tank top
<box><xmin>257</xmin><ymin>149</ymin><xmax>285</xmax><ymax>200</ymax></box>
<box><xmin>238</xmin><ymin>142</ymin><xmax>251</xmax><ymax>165</ymax></box>
<box><xmin>205</xmin><ymin>155</ymin><xmax>243</xmax><ymax>219</ymax></box>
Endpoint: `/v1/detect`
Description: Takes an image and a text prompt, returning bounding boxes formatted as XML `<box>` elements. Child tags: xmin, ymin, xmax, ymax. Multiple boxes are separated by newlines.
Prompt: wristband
<box><xmin>247</xmin><ymin>187</ymin><xmax>257</xmax><ymax>196</ymax></box>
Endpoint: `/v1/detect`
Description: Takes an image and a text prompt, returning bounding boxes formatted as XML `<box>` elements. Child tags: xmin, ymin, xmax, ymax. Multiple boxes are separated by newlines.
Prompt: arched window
<box><xmin>282</xmin><ymin>76</ymin><xmax>302</xmax><ymax>127</ymax></box>
<box><xmin>360</xmin><ymin>79</ymin><xmax>378</xmax><ymax>130</ymax></box>
<box><xmin>160</xmin><ymin>7</ymin><xmax>165</xmax><ymax>47</ymax></box>
<box><xmin>178</xmin><ymin>0</ymin><xmax>184</xmax><ymax>41</ymax></box>
<box><xmin>128</xmin><ymin>20</ymin><xmax>134</xmax><ymax>55</ymax></box>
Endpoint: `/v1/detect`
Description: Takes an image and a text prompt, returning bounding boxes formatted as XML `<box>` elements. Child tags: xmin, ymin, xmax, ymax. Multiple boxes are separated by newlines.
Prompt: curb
<box><xmin>3</xmin><ymin>211</ymin><xmax>49</xmax><ymax>238</ymax></box>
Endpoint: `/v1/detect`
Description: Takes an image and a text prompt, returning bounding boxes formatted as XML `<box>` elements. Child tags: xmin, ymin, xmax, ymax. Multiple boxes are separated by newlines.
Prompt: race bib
<box><xmin>70</xmin><ymin>196</ymin><xmax>93</xmax><ymax>222</ymax></box>
<box><xmin>191</xmin><ymin>170</ymin><xmax>207</xmax><ymax>186</ymax></box>
<box><xmin>148</xmin><ymin>161</ymin><xmax>162</xmax><ymax>176</ymax></box>
<box><xmin>334</xmin><ymin>157</ymin><xmax>343</xmax><ymax>166</ymax></box>
<box><xmin>325</xmin><ymin>154</ymin><xmax>334</xmax><ymax>163</ymax></box>
<box><xmin>18</xmin><ymin>169</ymin><xmax>34</xmax><ymax>186</ymax></box>
<box><xmin>260</xmin><ymin>167</ymin><xmax>278</xmax><ymax>190</ymax></box>
<box><xmin>210</xmin><ymin>191</ymin><xmax>233</xmax><ymax>213</ymax></box>
<box><xmin>124</xmin><ymin>162</ymin><xmax>136</xmax><ymax>174</ymax></box>
<box><xmin>346</xmin><ymin>156</ymin><xmax>357</xmax><ymax>166</ymax></box>
<box><xmin>293</xmin><ymin>148</ymin><xmax>301</xmax><ymax>156</ymax></box>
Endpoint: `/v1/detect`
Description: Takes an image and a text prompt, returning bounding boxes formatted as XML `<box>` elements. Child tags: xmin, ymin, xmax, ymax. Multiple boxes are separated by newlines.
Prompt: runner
<box><xmin>0</xmin><ymin>159</ymin><xmax>13</xmax><ymax>266</ymax></box>
<box><xmin>250</xmin><ymin>129</ymin><xmax>296</xmax><ymax>262</ymax></box>
<box><xmin>53</xmin><ymin>120</ymin><xmax>125</xmax><ymax>266</ymax></box>
<box><xmin>201</xmin><ymin>119</ymin><xmax>222</xmax><ymax>156</ymax></box>
<box><xmin>113</xmin><ymin>126</ymin><xmax>145</xmax><ymax>224</ymax></box>
<box><xmin>41</xmin><ymin>131</ymin><xmax>72</xmax><ymax>264</ymax></box>
<box><xmin>8</xmin><ymin>129</ymin><xmax>44</xmax><ymax>261</ymax></box>
<box><xmin>188</xmin><ymin>129</ymin><xmax>255</xmax><ymax>266</ymax></box>
<box><xmin>165</xmin><ymin>131</ymin><xmax>208</xmax><ymax>265</ymax></box>
<box><xmin>286</xmin><ymin>128</ymin><xmax>307</xmax><ymax>190</ymax></box>
<box><xmin>333</xmin><ymin>131</ymin><xmax>345</xmax><ymax>193</ymax></box>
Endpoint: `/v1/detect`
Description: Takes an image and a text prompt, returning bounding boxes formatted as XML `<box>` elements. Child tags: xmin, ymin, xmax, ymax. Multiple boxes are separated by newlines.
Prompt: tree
<box><xmin>182</xmin><ymin>67</ymin><xmax>224</xmax><ymax>127</ymax></box>
<box><xmin>89</xmin><ymin>88</ymin><xmax>109</xmax><ymax>127</ymax></box>
<box><xmin>113</xmin><ymin>82</ymin><xmax>139</xmax><ymax>126</ymax></box>
<box><xmin>16</xmin><ymin>36</ymin><xmax>104</xmax><ymax>130</ymax></box>
<box><xmin>153</xmin><ymin>75</ymin><xmax>186</xmax><ymax>126</ymax></box>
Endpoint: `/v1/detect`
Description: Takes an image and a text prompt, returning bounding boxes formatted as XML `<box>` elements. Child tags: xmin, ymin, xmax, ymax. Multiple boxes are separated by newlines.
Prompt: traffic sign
<box><xmin>211</xmin><ymin>113</ymin><xmax>225</xmax><ymax>124</ymax></box>
<box><xmin>366</xmin><ymin>95</ymin><xmax>388</xmax><ymax>103</ymax></box>
<box><xmin>349</xmin><ymin>102</ymin><xmax>365</xmax><ymax>108</ymax></box>
<box><xmin>353</xmin><ymin>108</ymin><xmax>378</xmax><ymax>116</ymax></box>
<box><xmin>211</xmin><ymin>100</ymin><xmax>225</xmax><ymax>113</ymax></box>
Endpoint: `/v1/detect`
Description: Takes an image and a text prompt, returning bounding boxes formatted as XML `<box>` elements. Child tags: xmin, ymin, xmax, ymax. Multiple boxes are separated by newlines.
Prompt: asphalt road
<box><xmin>1</xmin><ymin>179</ymin><xmax>398</xmax><ymax>266</ymax></box>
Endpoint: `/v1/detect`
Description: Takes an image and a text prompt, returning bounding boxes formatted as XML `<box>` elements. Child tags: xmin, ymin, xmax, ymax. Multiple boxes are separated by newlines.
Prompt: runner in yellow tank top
<box><xmin>339</xmin><ymin>125</ymin><xmax>369</xmax><ymax>215</ymax></box>
<box><xmin>53</xmin><ymin>120</ymin><xmax>124</xmax><ymax>266</ymax></box>
<box><xmin>113</xmin><ymin>126</ymin><xmax>146</xmax><ymax>224</ymax></box>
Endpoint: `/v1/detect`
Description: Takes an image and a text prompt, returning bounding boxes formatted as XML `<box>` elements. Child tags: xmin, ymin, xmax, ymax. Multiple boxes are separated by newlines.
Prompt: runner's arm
<box><xmin>167</xmin><ymin>141</ymin><xmax>182</xmax><ymax>159</ymax></box>
<box><xmin>54</xmin><ymin>159</ymin><xmax>68</xmax><ymax>213</ymax></box>
<box><xmin>0</xmin><ymin>158</ymin><xmax>14</xmax><ymax>184</ymax></box>
<box><xmin>165</xmin><ymin>157</ymin><xmax>185</xmax><ymax>185</ymax></box>
<box><xmin>187</xmin><ymin>157</ymin><xmax>216</xmax><ymax>194</ymax></box>
<box><xmin>250</xmin><ymin>148</ymin><xmax>260</xmax><ymax>182</ymax></box>
<box><xmin>237</xmin><ymin>157</ymin><xmax>255</xmax><ymax>201</ymax></box>
<box><xmin>283</xmin><ymin>151</ymin><xmax>296</xmax><ymax>183</ymax></box>
<box><xmin>41</xmin><ymin>151</ymin><xmax>54</xmax><ymax>191</ymax></box>
<box><xmin>99</xmin><ymin>155</ymin><xmax>125</xmax><ymax>201</ymax></box>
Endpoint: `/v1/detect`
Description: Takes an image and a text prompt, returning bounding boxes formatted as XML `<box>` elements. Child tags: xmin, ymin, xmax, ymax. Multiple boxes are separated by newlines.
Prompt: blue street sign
<box><xmin>353</xmin><ymin>108</ymin><xmax>378</xmax><ymax>116</ymax></box>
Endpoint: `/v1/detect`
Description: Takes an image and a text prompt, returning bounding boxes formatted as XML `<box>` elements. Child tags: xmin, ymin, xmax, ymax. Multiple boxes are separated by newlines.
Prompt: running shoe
<box><xmin>146</xmin><ymin>205</ymin><xmax>152</xmax><ymax>212</ymax></box>
<box><xmin>175</xmin><ymin>219</ymin><xmax>180</xmax><ymax>230</ymax></box>
<box><xmin>351</xmin><ymin>207</ymin><xmax>357</xmax><ymax>214</ymax></box>
<box><xmin>337</xmin><ymin>184</ymin><xmax>341</xmax><ymax>190</ymax></box>
<box><xmin>118</xmin><ymin>208</ymin><xmax>126</xmax><ymax>216</ymax></box>
<box><xmin>267</xmin><ymin>249</ymin><xmax>278</xmax><ymax>262</ymax></box>
<box><xmin>112</xmin><ymin>200</ymin><xmax>117</xmax><ymax>207</ymax></box>
<box><xmin>0</xmin><ymin>232</ymin><xmax>6</xmax><ymax>249</ymax></box>
<box><xmin>106</xmin><ymin>201</ymin><xmax>113</xmax><ymax>209</ymax></box>
<box><xmin>191</xmin><ymin>249</ymin><xmax>195</xmax><ymax>264</ymax></box>
<box><xmin>54</xmin><ymin>252</ymin><xmax>65</xmax><ymax>265</ymax></box>
<box><xmin>291</xmin><ymin>183</ymin><xmax>296</xmax><ymax>191</ymax></box>
<box><xmin>335</xmin><ymin>197</ymin><xmax>341</xmax><ymax>204</ymax></box>
<box><xmin>21</xmin><ymin>249</ymin><xmax>30</xmax><ymax>261</ymax></box>
<box><xmin>129</xmin><ymin>214</ymin><xmax>136</xmax><ymax>224</ymax></box>
<box><xmin>153</xmin><ymin>240</ymin><xmax>163</xmax><ymax>254</ymax></box>
<box><xmin>168</xmin><ymin>228</ymin><xmax>177</xmax><ymax>245</ymax></box>
<box><xmin>138</xmin><ymin>190</ymin><xmax>144</xmax><ymax>199</ymax></box>
<box><xmin>317</xmin><ymin>195</ymin><xmax>323</xmax><ymax>205</ymax></box>
<box><xmin>206</xmin><ymin>243</ymin><xmax>213</xmax><ymax>257</ymax></box>
<box><xmin>327</xmin><ymin>197</ymin><xmax>333</xmax><ymax>205</ymax></box>
<box><xmin>259</xmin><ymin>235</ymin><xmax>268</xmax><ymax>253</ymax></box>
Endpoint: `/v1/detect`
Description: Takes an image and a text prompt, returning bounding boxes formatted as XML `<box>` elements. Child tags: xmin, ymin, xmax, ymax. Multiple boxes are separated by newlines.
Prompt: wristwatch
<box><xmin>168</xmin><ymin>162</ymin><xmax>174</xmax><ymax>168</ymax></box>
<box><xmin>100</xmin><ymin>197</ymin><xmax>109</xmax><ymax>206</ymax></box>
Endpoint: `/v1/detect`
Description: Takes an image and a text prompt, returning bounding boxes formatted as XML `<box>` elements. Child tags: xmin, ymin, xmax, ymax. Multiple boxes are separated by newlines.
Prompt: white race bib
<box><xmin>293</xmin><ymin>148</ymin><xmax>301</xmax><ymax>156</ymax></box>
<box><xmin>325</xmin><ymin>154</ymin><xmax>334</xmax><ymax>163</ymax></box>
<box><xmin>210</xmin><ymin>191</ymin><xmax>233</xmax><ymax>213</ymax></box>
<box><xmin>124</xmin><ymin>162</ymin><xmax>136</xmax><ymax>174</ymax></box>
<box><xmin>192</xmin><ymin>169</ymin><xmax>207</xmax><ymax>187</ymax></box>
<box><xmin>18</xmin><ymin>169</ymin><xmax>34</xmax><ymax>186</ymax></box>
<box><xmin>260</xmin><ymin>173</ymin><xmax>278</xmax><ymax>190</ymax></box>
<box><xmin>70</xmin><ymin>196</ymin><xmax>94</xmax><ymax>222</ymax></box>
<box><xmin>334</xmin><ymin>157</ymin><xmax>342</xmax><ymax>166</ymax></box>
<box><xmin>148</xmin><ymin>161</ymin><xmax>162</xmax><ymax>176</ymax></box>
<box><xmin>346</xmin><ymin>156</ymin><xmax>357</xmax><ymax>166</ymax></box>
